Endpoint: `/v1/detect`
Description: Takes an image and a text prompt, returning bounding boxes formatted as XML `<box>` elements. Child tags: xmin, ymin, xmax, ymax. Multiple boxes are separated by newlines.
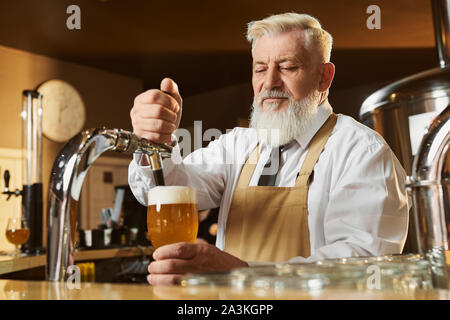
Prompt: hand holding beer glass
<box><xmin>147</xmin><ymin>186</ymin><xmax>198</xmax><ymax>249</ymax></box>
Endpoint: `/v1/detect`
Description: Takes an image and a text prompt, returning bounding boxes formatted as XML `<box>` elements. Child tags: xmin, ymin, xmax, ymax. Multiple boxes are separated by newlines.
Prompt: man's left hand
<box><xmin>147</xmin><ymin>242</ymin><xmax>249</xmax><ymax>286</ymax></box>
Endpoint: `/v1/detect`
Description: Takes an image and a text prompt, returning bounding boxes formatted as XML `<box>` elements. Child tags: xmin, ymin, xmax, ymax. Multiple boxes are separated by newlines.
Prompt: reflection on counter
<box><xmin>1</xmin><ymin>280</ymin><xmax>129</xmax><ymax>300</ymax></box>
<box><xmin>0</xmin><ymin>278</ymin><xmax>448</xmax><ymax>300</ymax></box>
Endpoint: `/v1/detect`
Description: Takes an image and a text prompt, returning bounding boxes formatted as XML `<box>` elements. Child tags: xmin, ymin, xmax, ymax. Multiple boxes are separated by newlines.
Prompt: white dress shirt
<box><xmin>128</xmin><ymin>100</ymin><xmax>410</xmax><ymax>263</ymax></box>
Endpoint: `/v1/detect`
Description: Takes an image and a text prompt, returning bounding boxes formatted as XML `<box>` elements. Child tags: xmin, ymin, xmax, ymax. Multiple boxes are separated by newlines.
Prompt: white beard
<box><xmin>249</xmin><ymin>90</ymin><xmax>321</xmax><ymax>147</ymax></box>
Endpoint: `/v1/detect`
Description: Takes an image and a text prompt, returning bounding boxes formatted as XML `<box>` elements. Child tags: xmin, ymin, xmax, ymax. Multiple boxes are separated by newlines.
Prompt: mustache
<box><xmin>256</xmin><ymin>90</ymin><xmax>292</xmax><ymax>106</ymax></box>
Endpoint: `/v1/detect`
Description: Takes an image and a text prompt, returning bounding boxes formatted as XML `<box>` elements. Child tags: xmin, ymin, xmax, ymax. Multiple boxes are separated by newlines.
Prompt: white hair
<box><xmin>246</xmin><ymin>12</ymin><xmax>333</xmax><ymax>62</ymax></box>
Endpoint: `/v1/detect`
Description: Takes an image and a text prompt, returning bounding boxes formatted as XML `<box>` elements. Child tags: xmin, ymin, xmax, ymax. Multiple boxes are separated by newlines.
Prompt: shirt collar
<box><xmin>294</xmin><ymin>99</ymin><xmax>333</xmax><ymax>150</ymax></box>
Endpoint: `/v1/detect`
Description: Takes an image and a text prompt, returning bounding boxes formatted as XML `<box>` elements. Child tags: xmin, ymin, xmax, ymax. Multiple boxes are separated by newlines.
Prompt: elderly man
<box><xmin>129</xmin><ymin>13</ymin><xmax>409</xmax><ymax>285</ymax></box>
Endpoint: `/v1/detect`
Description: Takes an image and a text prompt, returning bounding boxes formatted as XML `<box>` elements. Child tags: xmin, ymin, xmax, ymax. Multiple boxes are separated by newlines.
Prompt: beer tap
<box><xmin>2</xmin><ymin>170</ymin><xmax>22</xmax><ymax>200</ymax></box>
<box><xmin>134</xmin><ymin>138</ymin><xmax>170</xmax><ymax>186</ymax></box>
<box><xmin>46</xmin><ymin>128</ymin><xmax>173</xmax><ymax>281</ymax></box>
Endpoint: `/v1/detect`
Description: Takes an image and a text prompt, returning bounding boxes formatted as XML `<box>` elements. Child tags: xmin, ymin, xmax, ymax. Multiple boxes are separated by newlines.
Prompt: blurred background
<box><xmin>0</xmin><ymin>0</ymin><xmax>441</xmax><ymax>249</ymax></box>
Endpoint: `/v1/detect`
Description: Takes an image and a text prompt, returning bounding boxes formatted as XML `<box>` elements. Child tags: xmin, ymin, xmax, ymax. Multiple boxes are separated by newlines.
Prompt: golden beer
<box><xmin>147</xmin><ymin>186</ymin><xmax>198</xmax><ymax>249</ymax></box>
<box><xmin>5</xmin><ymin>228</ymin><xmax>30</xmax><ymax>245</ymax></box>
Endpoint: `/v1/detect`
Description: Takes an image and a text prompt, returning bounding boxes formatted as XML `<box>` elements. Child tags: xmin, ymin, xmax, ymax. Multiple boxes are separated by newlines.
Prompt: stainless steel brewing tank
<box><xmin>359</xmin><ymin>66</ymin><xmax>450</xmax><ymax>254</ymax></box>
<box><xmin>359</xmin><ymin>66</ymin><xmax>450</xmax><ymax>176</ymax></box>
<box><xmin>407</xmin><ymin>106</ymin><xmax>449</xmax><ymax>274</ymax></box>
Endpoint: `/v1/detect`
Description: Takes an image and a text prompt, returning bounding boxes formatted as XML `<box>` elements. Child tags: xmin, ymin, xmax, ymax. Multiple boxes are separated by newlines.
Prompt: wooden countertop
<box><xmin>0</xmin><ymin>279</ymin><xmax>448</xmax><ymax>300</ymax></box>
<box><xmin>0</xmin><ymin>246</ymin><xmax>153</xmax><ymax>275</ymax></box>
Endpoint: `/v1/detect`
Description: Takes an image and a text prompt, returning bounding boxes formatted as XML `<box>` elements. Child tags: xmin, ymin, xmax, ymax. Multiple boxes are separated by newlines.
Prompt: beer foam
<box><xmin>148</xmin><ymin>186</ymin><xmax>197</xmax><ymax>205</ymax></box>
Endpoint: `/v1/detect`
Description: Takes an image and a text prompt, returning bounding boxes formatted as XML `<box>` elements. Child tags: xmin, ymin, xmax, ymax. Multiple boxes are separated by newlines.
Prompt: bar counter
<box><xmin>0</xmin><ymin>279</ymin><xmax>448</xmax><ymax>300</ymax></box>
<box><xmin>1</xmin><ymin>249</ymin><xmax>449</xmax><ymax>300</ymax></box>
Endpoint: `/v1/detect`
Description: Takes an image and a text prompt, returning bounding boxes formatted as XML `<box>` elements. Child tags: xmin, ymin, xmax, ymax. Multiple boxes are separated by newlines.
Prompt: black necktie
<box><xmin>258</xmin><ymin>145</ymin><xmax>284</xmax><ymax>186</ymax></box>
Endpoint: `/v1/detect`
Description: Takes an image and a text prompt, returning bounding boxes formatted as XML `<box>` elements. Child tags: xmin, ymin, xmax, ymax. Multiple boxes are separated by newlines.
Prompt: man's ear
<box><xmin>318</xmin><ymin>62</ymin><xmax>335</xmax><ymax>92</ymax></box>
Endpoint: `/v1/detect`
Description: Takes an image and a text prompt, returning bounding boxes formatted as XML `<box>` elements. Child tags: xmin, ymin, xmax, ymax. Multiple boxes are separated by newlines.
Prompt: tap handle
<box><xmin>4</xmin><ymin>170</ymin><xmax>10</xmax><ymax>191</ymax></box>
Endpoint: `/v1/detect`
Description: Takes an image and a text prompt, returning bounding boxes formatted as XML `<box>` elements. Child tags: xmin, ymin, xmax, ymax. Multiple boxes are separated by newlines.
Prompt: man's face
<box><xmin>252</xmin><ymin>29</ymin><xmax>321</xmax><ymax>113</ymax></box>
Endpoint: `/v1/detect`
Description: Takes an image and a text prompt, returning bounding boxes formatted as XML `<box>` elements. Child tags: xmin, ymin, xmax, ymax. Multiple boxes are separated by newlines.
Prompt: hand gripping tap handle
<box><xmin>149</xmin><ymin>89</ymin><xmax>179</xmax><ymax>186</ymax></box>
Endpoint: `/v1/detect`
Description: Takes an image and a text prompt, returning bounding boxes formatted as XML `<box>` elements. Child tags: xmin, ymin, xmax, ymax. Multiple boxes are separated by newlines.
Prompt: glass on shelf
<box><xmin>5</xmin><ymin>217</ymin><xmax>30</xmax><ymax>257</ymax></box>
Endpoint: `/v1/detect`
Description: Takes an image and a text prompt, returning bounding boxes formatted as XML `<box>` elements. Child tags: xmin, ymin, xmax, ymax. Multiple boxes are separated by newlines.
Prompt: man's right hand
<box><xmin>130</xmin><ymin>78</ymin><xmax>182</xmax><ymax>144</ymax></box>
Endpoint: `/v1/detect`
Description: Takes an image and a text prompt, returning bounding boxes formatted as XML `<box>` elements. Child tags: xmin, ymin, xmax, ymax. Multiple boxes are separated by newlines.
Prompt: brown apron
<box><xmin>224</xmin><ymin>113</ymin><xmax>337</xmax><ymax>262</ymax></box>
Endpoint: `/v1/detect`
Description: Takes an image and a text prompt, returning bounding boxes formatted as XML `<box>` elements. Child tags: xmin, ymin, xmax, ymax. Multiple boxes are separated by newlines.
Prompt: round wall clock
<box><xmin>37</xmin><ymin>79</ymin><xmax>86</xmax><ymax>143</ymax></box>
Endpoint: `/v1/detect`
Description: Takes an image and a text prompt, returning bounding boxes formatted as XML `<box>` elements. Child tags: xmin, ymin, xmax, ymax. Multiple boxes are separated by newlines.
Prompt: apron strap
<box><xmin>295</xmin><ymin>113</ymin><xmax>337</xmax><ymax>187</ymax></box>
<box><xmin>237</xmin><ymin>144</ymin><xmax>260</xmax><ymax>187</ymax></box>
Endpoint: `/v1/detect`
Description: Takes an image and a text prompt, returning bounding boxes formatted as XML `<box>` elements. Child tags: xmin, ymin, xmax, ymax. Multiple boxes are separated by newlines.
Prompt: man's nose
<box><xmin>263</xmin><ymin>67</ymin><xmax>282</xmax><ymax>91</ymax></box>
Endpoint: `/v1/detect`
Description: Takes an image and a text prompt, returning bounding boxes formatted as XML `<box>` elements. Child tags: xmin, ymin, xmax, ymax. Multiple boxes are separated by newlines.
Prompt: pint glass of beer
<box><xmin>147</xmin><ymin>186</ymin><xmax>198</xmax><ymax>249</ymax></box>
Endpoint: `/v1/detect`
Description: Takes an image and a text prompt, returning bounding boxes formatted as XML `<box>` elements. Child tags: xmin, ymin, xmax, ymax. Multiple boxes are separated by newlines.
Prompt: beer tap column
<box><xmin>21</xmin><ymin>90</ymin><xmax>45</xmax><ymax>255</ymax></box>
<box><xmin>46</xmin><ymin>128</ymin><xmax>172</xmax><ymax>281</ymax></box>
